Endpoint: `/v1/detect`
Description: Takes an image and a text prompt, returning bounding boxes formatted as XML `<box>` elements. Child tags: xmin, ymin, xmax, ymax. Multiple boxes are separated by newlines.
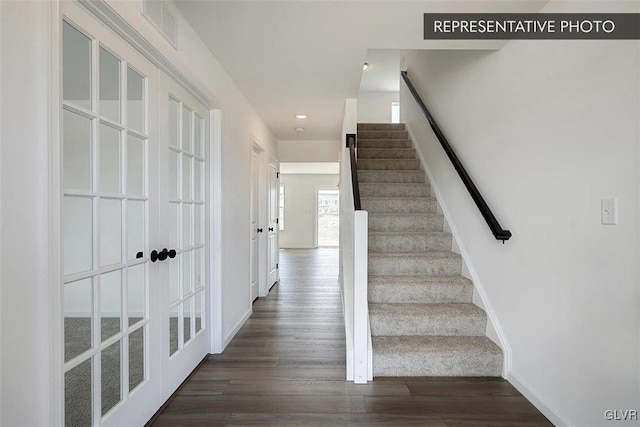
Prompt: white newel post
<box><xmin>340</xmin><ymin>98</ymin><xmax>371</xmax><ymax>383</ymax></box>
<box><xmin>353</xmin><ymin>210</ymin><xmax>369</xmax><ymax>384</ymax></box>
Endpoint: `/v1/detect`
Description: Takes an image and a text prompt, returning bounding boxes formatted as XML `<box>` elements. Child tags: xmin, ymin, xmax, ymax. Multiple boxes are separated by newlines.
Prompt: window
<box><xmin>391</xmin><ymin>101</ymin><xmax>400</xmax><ymax>123</ymax></box>
<box><xmin>317</xmin><ymin>189</ymin><xmax>339</xmax><ymax>247</ymax></box>
<box><xmin>279</xmin><ymin>184</ymin><xmax>285</xmax><ymax>231</ymax></box>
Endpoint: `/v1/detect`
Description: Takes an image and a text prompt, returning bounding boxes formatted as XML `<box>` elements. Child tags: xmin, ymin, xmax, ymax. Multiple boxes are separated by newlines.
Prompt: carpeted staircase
<box><xmin>357</xmin><ymin>123</ymin><xmax>503</xmax><ymax>377</ymax></box>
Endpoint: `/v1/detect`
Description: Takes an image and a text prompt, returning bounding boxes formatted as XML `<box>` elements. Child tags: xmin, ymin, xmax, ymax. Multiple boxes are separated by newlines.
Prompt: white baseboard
<box><xmin>405</xmin><ymin>122</ymin><xmax>512</xmax><ymax>375</ymax></box>
<box><xmin>508</xmin><ymin>372</ymin><xmax>571</xmax><ymax>427</ymax></box>
<box><xmin>280</xmin><ymin>245</ymin><xmax>316</xmax><ymax>249</ymax></box>
<box><xmin>222</xmin><ymin>307</ymin><xmax>251</xmax><ymax>349</ymax></box>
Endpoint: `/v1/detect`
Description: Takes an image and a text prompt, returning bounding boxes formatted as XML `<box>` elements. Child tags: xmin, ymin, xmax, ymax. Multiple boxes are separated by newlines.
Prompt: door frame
<box><xmin>47</xmin><ymin>1</ymin><xmax>223</xmax><ymax>424</ymax></box>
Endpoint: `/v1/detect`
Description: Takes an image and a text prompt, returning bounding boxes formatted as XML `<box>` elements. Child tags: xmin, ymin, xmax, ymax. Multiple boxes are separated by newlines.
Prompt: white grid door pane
<box><xmin>62</xmin><ymin>16</ymin><xmax>153</xmax><ymax>426</ymax></box>
<box><xmin>63</xmin><ymin>22</ymin><xmax>92</xmax><ymax>110</ymax></box>
<box><xmin>165</xmin><ymin>94</ymin><xmax>206</xmax><ymax>357</ymax></box>
<box><xmin>63</xmin><ymin>109</ymin><xmax>93</xmax><ymax>191</ymax></box>
<box><xmin>99</xmin><ymin>47</ymin><xmax>121</xmax><ymax>123</ymax></box>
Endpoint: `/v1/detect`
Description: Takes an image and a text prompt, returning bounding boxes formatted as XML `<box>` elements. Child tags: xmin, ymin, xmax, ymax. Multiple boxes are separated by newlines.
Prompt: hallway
<box><xmin>148</xmin><ymin>248</ymin><xmax>551</xmax><ymax>426</ymax></box>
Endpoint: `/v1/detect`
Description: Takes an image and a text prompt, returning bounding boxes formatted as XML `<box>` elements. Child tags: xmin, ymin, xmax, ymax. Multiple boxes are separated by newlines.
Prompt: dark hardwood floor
<box><xmin>148</xmin><ymin>248</ymin><xmax>552</xmax><ymax>426</ymax></box>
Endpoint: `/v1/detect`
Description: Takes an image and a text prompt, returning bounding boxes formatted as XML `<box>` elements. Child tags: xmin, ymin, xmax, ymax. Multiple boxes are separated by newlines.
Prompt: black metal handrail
<box><xmin>346</xmin><ymin>133</ymin><xmax>362</xmax><ymax>211</ymax></box>
<box><xmin>401</xmin><ymin>71</ymin><xmax>512</xmax><ymax>242</ymax></box>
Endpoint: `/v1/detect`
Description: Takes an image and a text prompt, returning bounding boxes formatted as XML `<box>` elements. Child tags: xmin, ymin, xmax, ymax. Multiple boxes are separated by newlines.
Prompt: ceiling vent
<box><xmin>141</xmin><ymin>0</ymin><xmax>178</xmax><ymax>48</ymax></box>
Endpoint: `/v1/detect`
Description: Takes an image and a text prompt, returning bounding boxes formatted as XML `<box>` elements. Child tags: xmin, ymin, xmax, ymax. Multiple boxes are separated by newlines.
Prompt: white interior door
<box><xmin>250</xmin><ymin>146</ymin><xmax>260</xmax><ymax>302</ymax></box>
<box><xmin>267</xmin><ymin>159</ymin><xmax>279</xmax><ymax>287</ymax></box>
<box><xmin>158</xmin><ymin>74</ymin><xmax>210</xmax><ymax>395</ymax></box>
<box><xmin>60</xmin><ymin>4</ymin><xmax>161</xmax><ymax>426</ymax></box>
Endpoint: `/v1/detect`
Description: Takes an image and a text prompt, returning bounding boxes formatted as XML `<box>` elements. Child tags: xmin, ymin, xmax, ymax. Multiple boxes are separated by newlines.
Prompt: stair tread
<box><xmin>360</xmin><ymin>182</ymin><xmax>430</xmax><ymax>198</ymax></box>
<box><xmin>368</xmin><ymin>275</ymin><xmax>473</xmax><ymax>304</ymax></box>
<box><xmin>358</xmin><ymin>123</ymin><xmax>406</xmax><ymax>131</ymax></box>
<box><xmin>369</xmin><ymin>251</ymin><xmax>460</xmax><ymax>258</ymax></box>
<box><xmin>373</xmin><ymin>335</ymin><xmax>501</xmax><ymax>355</ymax></box>
<box><xmin>358</xmin><ymin>170</ymin><xmax>426</xmax><ymax>183</ymax></box>
<box><xmin>359</xmin><ymin>149</ymin><xmax>414</xmax><ymax>152</ymax></box>
<box><xmin>369</xmin><ymin>213</ymin><xmax>441</xmax><ymax>217</ymax></box>
<box><xmin>358</xmin><ymin>138</ymin><xmax>411</xmax><ymax>144</ymax></box>
<box><xmin>369</xmin><ymin>231</ymin><xmax>450</xmax><ymax>236</ymax></box>
<box><xmin>368</xmin><ymin>275</ymin><xmax>471</xmax><ymax>285</ymax></box>
<box><xmin>360</xmin><ymin>183</ymin><xmax>427</xmax><ymax>188</ymax></box>
<box><xmin>372</xmin><ymin>335</ymin><xmax>502</xmax><ymax>377</ymax></box>
<box><xmin>360</xmin><ymin>182</ymin><xmax>427</xmax><ymax>185</ymax></box>
<box><xmin>360</xmin><ymin>169</ymin><xmax>422</xmax><ymax>172</ymax></box>
<box><xmin>361</xmin><ymin>196</ymin><xmax>435</xmax><ymax>200</ymax></box>
<box><xmin>359</xmin><ymin>130</ymin><xmax>407</xmax><ymax>133</ymax></box>
<box><xmin>370</xmin><ymin>302</ymin><xmax>484</xmax><ymax>315</ymax></box>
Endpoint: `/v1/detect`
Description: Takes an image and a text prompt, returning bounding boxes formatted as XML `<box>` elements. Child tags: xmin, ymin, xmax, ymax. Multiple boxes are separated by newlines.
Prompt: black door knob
<box><xmin>257</xmin><ymin>228</ymin><xmax>263</xmax><ymax>233</ymax></box>
<box><xmin>268</xmin><ymin>227</ymin><xmax>274</xmax><ymax>232</ymax></box>
<box><xmin>158</xmin><ymin>248</ymin><xmax>169</xmax><ymax>261</ymax></box>
<box><xmin>151</xmin><ymin>248</ymin><xmax>175</xmax><ymax>262</ymax></box>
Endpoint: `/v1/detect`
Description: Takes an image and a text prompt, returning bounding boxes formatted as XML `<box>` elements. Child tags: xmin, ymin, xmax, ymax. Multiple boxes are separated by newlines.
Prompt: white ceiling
<box><xmin>360</xmin><ymin>49</ymin><xmax>401</xmax><ymax>93</ymax></box>
<box><xmin>175</xmin><ymin>0</ymin><xmax>548</xmax><ymax>141</ymax></box>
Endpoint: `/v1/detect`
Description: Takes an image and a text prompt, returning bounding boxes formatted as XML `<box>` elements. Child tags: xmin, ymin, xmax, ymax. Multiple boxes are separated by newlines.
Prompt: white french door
<box><xmin>158</xmin><ymin>74</ymin><xmax>210</xmax><ymax>393</ymax></box>
<box><xmin>60</xmin><ymin>3</ymin><xmax>209</xmax><ymax>426</ymax></box>
<box><xmin>60</xmin><ymin>5</ymin><xmax>161</xmax><ymax>426</ymax></box>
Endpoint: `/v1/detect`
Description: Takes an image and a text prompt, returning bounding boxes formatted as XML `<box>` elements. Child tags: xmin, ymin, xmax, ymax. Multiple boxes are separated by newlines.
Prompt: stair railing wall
<box><xmin>400</xmin><ymin>71</ymin><xmax>512</xmax><ymax>242</ymax></box>
<box><xmin>338</xmin><ymin>99</ymin><xmax>372</xmax><ymax>384</ymax></box>
<box><xmin>339</xmin><ymin>130</ymin><xmax>356</xmax><ymax>381</ymax></box>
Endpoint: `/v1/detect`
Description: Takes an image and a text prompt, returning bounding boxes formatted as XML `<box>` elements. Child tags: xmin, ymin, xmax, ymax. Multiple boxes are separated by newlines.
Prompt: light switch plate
<box><xmin>601</xmin><ymin>198</ymin><xmax>617</xmax><ymax>225</ymax></box>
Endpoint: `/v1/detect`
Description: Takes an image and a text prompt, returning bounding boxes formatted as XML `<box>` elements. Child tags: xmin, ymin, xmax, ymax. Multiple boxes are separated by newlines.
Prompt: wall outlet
<box><xmin>601</xmin><ymin>198</ymin><xmax>617</xmax><ymax>225</ymax></box>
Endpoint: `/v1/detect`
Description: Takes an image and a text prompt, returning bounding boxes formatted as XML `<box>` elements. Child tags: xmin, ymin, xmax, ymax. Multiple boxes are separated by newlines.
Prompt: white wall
<box><xmin>0</xmin><ymin>1</ymin><xmax>277</xmax><ymax>424</ymax></box>
<box><xmin>400</xmin><ymin>3</ymin><xmax>639</xmax><ymax>425</ymax></box>
<box><xmin>279</xmin><ymin>174</ymin><xmax>339</xmax><ymax>248</ymax></box>
<box><xmin>278</xmin><ymin>140</ymin><xmax>339</xmax><ymax>162</ymax></box>
<box><xmin>357</xmin><ymin>91</ymin><xmax>398</xmax><ymax>123</ymax></box>
<box><xmin>1</xmin><ymin>2</ymin><xmax>51</xmax><ymax>425</ymax></box>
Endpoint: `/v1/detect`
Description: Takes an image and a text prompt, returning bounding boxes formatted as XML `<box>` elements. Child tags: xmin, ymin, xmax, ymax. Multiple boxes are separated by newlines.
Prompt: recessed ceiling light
<box><xmin>295</xmin><ymin>127</ymin><xmax>305</xmax><ymax>132</ymax></box>
<box><xmin>363</xmin><ymin>62</ymin><xmax>370</xmax><ymax>70</ymax></box>
<box><xmin>295</xmin><ymin>114</ymin><xmax>307</xmax><ymax>119</ymax></box>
